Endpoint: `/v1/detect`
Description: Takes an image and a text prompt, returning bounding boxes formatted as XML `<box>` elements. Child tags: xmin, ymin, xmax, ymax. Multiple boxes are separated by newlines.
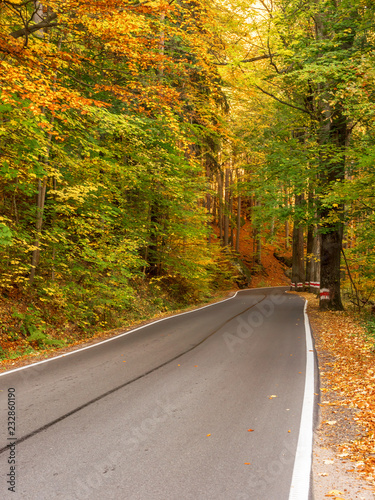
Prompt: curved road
<box><xmin>0</xmin><ymin>287</ymin><xmax>317</xmax><ymax>499</ymax></box>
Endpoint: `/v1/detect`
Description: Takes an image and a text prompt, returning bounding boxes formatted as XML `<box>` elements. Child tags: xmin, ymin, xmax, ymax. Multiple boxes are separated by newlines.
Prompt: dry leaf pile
<box><xmin>305</xmin><ymin>293</ymin><xmax>375</xmax><ymax>487</ymax></box>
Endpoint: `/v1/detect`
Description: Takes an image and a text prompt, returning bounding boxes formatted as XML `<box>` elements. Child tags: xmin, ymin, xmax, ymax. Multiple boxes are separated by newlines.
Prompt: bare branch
<box><xmin>10</xmin><ymin>12</ymin><xmax>58</xmax><ymax>39</ymax></box>
<box><xmin>214</xmin><ymin>53</ymin><xmax>275</xmax><ymax>66</ymax></box>
<box><xmin>253</xmin><ymin>84</ymin><xmax>314</xmax><ymax>117</ymax></box>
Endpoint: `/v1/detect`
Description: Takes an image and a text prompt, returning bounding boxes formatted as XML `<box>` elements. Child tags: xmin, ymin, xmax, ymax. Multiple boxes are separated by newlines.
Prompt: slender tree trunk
<box><xmin>311</xmin><ymin>231</ymin><xmax>321</xmax><ymax>295</ymax></box>
<box><xmin>212</xmin><ymin>190</ymin><xmax>217</xmax><ymax>225</ymax></box>
<box><xmin>255</xmin><ymin>232</ymin><xmax>261</xmax><ymax>265</ymax></box>
<box><xmin>254</xmin><ymin>200</ymin><xmax>261</xmax><ymax>266</ymax></box>
<box><xmin>29</xmin><ymin>38</ymin><xmax>61</xmax><ymax>284</ymax></box>
<box><xmin>158</xmin><ymin>11</ymin><xmax>165</xmax><ymax>76</ymax></box>
<box><xmin>305</xmin><ymin>225</ymin><xmax>314</xmax><ymax>290</ymax></box>
<box><xmin>29</xmin><ymin>178</ymin><xmax>47</xmax><ymax>284</ymax></box>
<box><xmin>291</xmin><ymin>195</ymin><xmax>305</xmax><ymax>291</ymax></box>
<box><xmin>223</xmin><ymin>167</ymin><xmax>230</xmax><ymax>246</ymax></box>
<box><xmin>285</xmin><ymin>187</ymin><xmax>290</xmax><ymax>249</ymax></box>
<box><xmin>206</xmin><ymin>165</ymin><xmax>212</xmax><ymax>245</ymax></box>
<box><xmin>292</xmin><ymin>223</ymin><xmax>305</xmax><ymax>291</ymax></box>
<box><xmin>229</xmin><ymin>169</ymin><xmax>234</xmax><ymax>247</ymax></box>
<box><xmin>217</xmin><ymin>171</ymin><xmax>223</xmax><ymax>242</ymax></box>
<box><xmin>236</xmin><ymin>194</ymin><xmax>241</xmax><ymax>253</ymax></box>
<box><xmin>147</xmin><ymin>195</ymin><xmax>163</xmax><ymax>276</ymax></box>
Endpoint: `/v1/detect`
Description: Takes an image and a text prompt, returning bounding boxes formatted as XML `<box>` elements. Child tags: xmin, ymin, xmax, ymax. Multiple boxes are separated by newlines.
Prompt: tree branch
<box><xmin>341</xmin><ymin>247</ymin><xmax>361</xmax><ymax>311</ymax></box>
<box><xmin>253</xmin><ymin>84</ymin><xmax>314</xmax><ymax>117</ymax></box>
<box><xmin>213</xmin><ymin>53</ymin><xmax>275</xmax><ymax>66</ymax></box>
<box><xmin>10</xmin><ymin>12</ymin><xmax>58</xmax><ymax>39</ymax></box>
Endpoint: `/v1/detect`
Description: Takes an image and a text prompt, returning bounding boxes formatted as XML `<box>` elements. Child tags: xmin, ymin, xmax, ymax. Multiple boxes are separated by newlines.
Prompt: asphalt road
<box><xmin>0</xmin><ymin>287</ymin><xmax>316</xmax><ymax>499</ymax></box>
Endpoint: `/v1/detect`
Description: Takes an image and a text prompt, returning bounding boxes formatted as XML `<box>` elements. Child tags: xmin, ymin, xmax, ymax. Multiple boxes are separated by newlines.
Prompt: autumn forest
<box><xmin>1</xmin><ymin>0</ymin><xmax>375</xmax><ymax>352</ymax></box>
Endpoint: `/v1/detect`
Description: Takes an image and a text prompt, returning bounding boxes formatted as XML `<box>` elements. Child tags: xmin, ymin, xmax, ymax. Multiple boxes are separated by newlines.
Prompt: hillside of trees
<box><xmin>1</xmin><ymin>0</ymin><xmax>375</xmax><ymax>356</ymax></box>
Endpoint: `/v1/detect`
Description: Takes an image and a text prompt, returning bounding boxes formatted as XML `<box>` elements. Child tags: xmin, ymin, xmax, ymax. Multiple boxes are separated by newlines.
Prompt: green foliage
<box><xmin>0</xmin><ymin>0</ymin><xmax>238</xmax><ymax>354</ymax></box>
<box><xmin>0</xmin><ymin>223</ymin><xmax>12</xmax><ymax>246</ymax></box>
<box><xmin>12</xmin><ymin>307</ymin><xmax>65</xmax><ymax>348</ymax></box>
<box><xmin>362</xmin><ymin>316</ymin><xmax>375</xmax><ymax>349</ymax></box>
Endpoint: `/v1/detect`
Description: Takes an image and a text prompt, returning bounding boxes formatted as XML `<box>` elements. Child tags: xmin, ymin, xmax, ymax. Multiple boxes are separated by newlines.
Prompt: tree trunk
<box><xmin>29</xmin><ymin>178</ymin><xmax>47</xmax><ymax>284</ymax></box>
<box><xmin>291</xmin><ymin>195</ymin><xmax>305</xmax><ymax>291</ymax></box>
<box><xmin>284</xmin><ymin>187</ymin><xmax>290</xmax><ymax>249</ymax></box>
<box><xmin>305</xmin><ymin>224</ymin><xmax>314</xmax><ymax>290</ymax></box>
<box><xmin>314</xmin><ymin>7</ymin><xmax>355</xmax><ymax>310</ymax></box>
<box><xmin>147</xmin><ymin>197</ymin><xmax>163</xmax><ymax>276</ymax></box>
<box><xmin>292</xmin><ymin>223</ymin><xmax>305</xmax><ymax>291</ymax></box>
<box><xmin>254</xmin><ymin>200</ymin><xmax>261</xmax><ymax>266</ymax></box>
<box><xmin>236</xmin><ymin>194</ymin><xmax>241</xmax><ymax>253</ymax></box>
<box><xmin>285</xmin><ymin>219</ymin><xmax>290</xmax><ymax>249</ymax></box>
<box><xmin>229</xmin><ymin>169</ymin><xmax>234</xmax><ymax>247</ymax></box>
<box><xmin>255</xmin><ymin>232</ymin><xmax>261</xmax><ymax>265</ymax></box>
<box><xmin>212</xmin><ymin>178</ymin><xmax>217</xmax><ymax>224</ymax></box>
<box><xmin>308</xmin><ymin>229</ymin><xmax>320</xmax><ymax>295</ymax></box>
<box><xmin>318</xmin><ymin>112</ymin><xmax>347</xmax><ymax>310</ymax></box>
<box><xmin>223</xmin><ymin>167</ymin><xmax>230</xmax><ymax>246</ymax></box>
<box><xmin>320</xmin><ymin>227</ymin><xmax>344</xmax><ymax>309</ymax></box>
<box><xmin>29</xmin><ymin>39</ymin><xmax>61</xmax><ymax>284</ymax></box>
<box><xmin>217</xmin><ymin>171</ymin><xmax>223</xmax><ymax>242</ymax></box>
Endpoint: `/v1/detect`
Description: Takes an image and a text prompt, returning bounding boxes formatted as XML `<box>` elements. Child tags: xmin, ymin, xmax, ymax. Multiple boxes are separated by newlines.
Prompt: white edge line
<box><xmin>0</xmin><ymin>291</ymin><xmax>240</xmax><ymax>377</ymax></box>
<box><xmin>288</xmin><ymin>299</ymin><xmax>315</xmax><ymax>500</ymax></box>
<box><xmin>0</xmin><ymin>286</ymin><xmax>288</xmax><ymax>378</ymax></box>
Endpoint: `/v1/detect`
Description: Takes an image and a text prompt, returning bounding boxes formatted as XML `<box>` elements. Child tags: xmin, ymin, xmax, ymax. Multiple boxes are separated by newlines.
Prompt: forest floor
<box><xmin>237</xmin><ymin>222</ymin><xmax>292</xmax><ymax>289</ymax></box>
<box><xmin>306</xmin><ymin>294</ymin><xmax>375</xmax><ymax>499</ymax></box>
<box><xmin>1</xmin><ymin>222</ymin><xmax>375</xmax><ymax>497</ymax></box>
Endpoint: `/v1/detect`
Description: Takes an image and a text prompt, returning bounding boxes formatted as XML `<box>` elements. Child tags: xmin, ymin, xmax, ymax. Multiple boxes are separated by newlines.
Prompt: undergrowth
<box><xmin>0</xmin><ymin>258</ymin><xmax>238</xmax><ymax>362</ymax></box>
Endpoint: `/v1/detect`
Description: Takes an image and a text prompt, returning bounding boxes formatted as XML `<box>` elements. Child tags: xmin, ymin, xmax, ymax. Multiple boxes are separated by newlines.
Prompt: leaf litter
<box><xmin>302</xmin><ymin>292</ymin><xmax>375</xmax><ymax>492</ymax></box>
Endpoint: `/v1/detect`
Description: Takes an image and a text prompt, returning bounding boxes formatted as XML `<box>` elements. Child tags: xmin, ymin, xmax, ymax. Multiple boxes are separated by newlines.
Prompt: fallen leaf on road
<box><xmin>247</xmin><ymin>429</ymin><xmax>254</xmax><ymax>432</ymax></box>
<box><xmin>325</xmin><ymin>491</ymin><xmax>343</xmax><ymax>497</ymax></box>
<box><xmin>318</xmin><ymin>472</ymin><xmax>328</xmax><ymax>476</ymax></box>
<box><xmin>323</xmin><ymin>459</ymin><xmax>334</xmax><ymax>465</ymax></box>
<box><xmin>244</xmin><ymin>463</ymin><xmax>251</xmax><ymax>465</ymax></box>
<box><xmin>206</xmin><ymin>434</ymin><xmax>211</xmax><ymax>437</ymax></box>
<box><xmin>325</xmin><ymin>420</ymin><xmax>337</xmax><ymax>425</ymax></box>
<box><xmin>269</xmin><ymin>395</ymin><xmax>277</xmax><ymax>399</ymax></box>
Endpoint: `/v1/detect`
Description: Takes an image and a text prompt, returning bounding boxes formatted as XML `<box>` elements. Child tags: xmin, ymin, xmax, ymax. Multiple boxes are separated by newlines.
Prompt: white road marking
<box><xmin>0</xmin><ymin>291</ymin><xmax>241</xmax><ymax>377</ymax></box>
<box><xmin>288</xmin><ymin>299</ymin><xmax>315</xmax><ymax>500</ymax></box>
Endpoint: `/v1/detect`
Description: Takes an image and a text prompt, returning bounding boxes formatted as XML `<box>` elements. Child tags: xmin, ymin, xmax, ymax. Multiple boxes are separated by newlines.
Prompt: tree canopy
<box><xmin>1</xmin><ymin>0</ymin><xmax>375</xmax><ymax>348</ymax></box>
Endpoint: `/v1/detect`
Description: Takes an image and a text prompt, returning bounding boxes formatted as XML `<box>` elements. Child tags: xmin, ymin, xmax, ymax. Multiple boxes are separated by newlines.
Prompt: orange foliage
<box><xmin>0</xmin><ymin>0</ymin><xmax>222</xmax><ymax>121</ymax></box>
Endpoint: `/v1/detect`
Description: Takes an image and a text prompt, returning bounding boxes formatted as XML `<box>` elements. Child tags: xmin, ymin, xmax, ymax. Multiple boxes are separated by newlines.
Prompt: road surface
<box><xmin>0</xmin><ymin>287</ymin><xmax>316</xmax><ymax>499</ymax></box>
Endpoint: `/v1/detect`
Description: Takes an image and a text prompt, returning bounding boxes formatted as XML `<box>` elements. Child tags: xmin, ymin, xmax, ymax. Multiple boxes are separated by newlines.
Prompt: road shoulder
<box><xmin>303</xmin><ymin>293</ymin><xmax>375</xmax><ymax>500</ymax></box>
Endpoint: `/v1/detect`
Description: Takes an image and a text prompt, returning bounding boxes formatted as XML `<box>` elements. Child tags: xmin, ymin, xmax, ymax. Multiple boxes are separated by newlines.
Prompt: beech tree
<box><xmin>0</xmin><ymin>0</ymin><xmax>236</xmax><ymax>333</ymax></box>
<box><xmin>215</xmin><ymin>0</ymin><xmax>375</xmax><ymax>310</ymax></box>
